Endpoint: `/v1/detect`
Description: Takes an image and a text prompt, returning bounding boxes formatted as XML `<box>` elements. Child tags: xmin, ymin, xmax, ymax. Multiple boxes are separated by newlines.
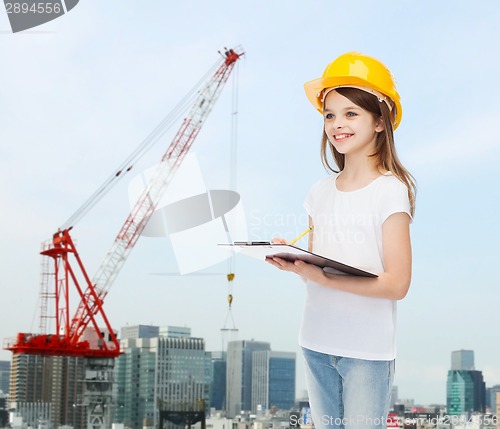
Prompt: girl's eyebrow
<box><xmin>324</xmin><ymin>105</ymin><xmax>362</xmax><ymax>113</ymax></box>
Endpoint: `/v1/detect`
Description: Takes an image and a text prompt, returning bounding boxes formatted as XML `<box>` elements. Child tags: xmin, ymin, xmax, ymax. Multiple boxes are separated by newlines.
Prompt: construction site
<box><xmin>2</xmin><ymin>47</ymin><xmax>256</xmax><ymax>429</ymax></box>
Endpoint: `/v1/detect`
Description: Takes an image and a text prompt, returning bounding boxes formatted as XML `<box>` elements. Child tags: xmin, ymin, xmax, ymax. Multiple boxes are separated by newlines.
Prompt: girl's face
<box><xmin>323</xmin><ymin>90</ymin><xmax>384</xmax><ymax>157</ymax></box>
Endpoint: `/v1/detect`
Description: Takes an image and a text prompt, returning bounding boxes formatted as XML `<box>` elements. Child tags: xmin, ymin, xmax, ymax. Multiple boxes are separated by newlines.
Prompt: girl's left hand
<box><xmin>265</xmin><ymin>256</ymin><xmax>325</xmax><ymax>283</ymax></box>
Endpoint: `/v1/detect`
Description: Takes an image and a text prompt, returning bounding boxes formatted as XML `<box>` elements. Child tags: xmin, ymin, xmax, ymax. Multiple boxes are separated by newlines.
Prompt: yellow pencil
<box><xmin>289</xmin><ymin>226</ymin><xmax>314</xmax><ymax>245</ymax></box>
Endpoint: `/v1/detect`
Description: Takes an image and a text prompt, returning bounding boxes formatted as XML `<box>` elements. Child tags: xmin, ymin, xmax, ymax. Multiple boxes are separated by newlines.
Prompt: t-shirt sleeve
<box><xmin>379</xmin><ymin>178</ymin><xmax>413</xmax><ymax>224</ymax></box>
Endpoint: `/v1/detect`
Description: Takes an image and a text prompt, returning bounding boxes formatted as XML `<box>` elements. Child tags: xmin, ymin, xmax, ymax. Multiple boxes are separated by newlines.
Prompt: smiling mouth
<box><xmin>333</xmin><ymin>133</ymin><xmax>353</xmax><ymax>141</ymax></box>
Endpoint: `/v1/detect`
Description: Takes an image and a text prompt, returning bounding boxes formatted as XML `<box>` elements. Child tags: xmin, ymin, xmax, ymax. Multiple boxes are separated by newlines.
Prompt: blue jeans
<box><xmin>302</xmin><ymin>347</ymin><xmax>394</xmax><ymax>429</ymax></box>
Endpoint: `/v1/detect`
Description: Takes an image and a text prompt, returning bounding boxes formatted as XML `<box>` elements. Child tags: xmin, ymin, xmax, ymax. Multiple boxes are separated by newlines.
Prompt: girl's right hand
<box><xmin>271</xmin><ymin>237</ymin><xmax>288</xmax><ymax>244</ymax></box>
<box><xmin>267</xmin><ymin>237</ymin><xmax>309</xmax><ymax>283</ymax></box>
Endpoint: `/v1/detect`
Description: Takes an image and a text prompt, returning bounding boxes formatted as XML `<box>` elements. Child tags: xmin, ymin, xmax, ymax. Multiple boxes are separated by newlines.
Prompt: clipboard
<box><xmin>221</xmin><ymin>242</ymin><xmax>377</xmax><ymax>278</ymax></box>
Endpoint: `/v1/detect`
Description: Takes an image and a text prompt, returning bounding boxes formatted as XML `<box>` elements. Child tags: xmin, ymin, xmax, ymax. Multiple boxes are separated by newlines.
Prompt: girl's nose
<box><xmin>333</xmin><ymin>119</ymin><xmax>344</xmax><ymax>129</ymax></box>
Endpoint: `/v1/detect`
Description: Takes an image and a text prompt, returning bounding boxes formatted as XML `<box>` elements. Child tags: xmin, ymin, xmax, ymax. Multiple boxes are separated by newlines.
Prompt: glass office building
<box><xmin>0</xmin><ymin>361</ymin><xmax>10</xmax><ymax>395</ymax></box>
<box><xmin>447</xmin><ymin>369</ymin><xmax>485</xmax><ymax>415</ymax></box>
<box><xmin>451</xmin><ymin>350</ymin><xmax>475</xmax><ymax>371</ymax></box>
<box><xmin>251</xmin><ymin>351</ymin><xmax>295</xmax><ymax>412</ymax></box>
<box><xmin>226</xmin><ymin>340</ymin><xmax>271</xmax><ymax>417</ymax></box>
<box><xmin>114</xmin><ymin>326</ymin><xmax>212</xmax><ymax>429</ymax></box>
<box><xmin>210</xmin><ymin>351</ymin><xmax>226</xmax><ymax>411</ymax></box>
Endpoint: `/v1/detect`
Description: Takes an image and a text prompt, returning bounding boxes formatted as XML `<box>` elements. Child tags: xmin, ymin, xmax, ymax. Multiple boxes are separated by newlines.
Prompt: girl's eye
<box><xmin>346</xmin><ymin>112</ymin><xmax>357</xmax><ymax>117</ymax></box>
<box><xmin>325</xmin><ymin>113</ymin><xmax>334</xmax><ymax>119</ymax></box>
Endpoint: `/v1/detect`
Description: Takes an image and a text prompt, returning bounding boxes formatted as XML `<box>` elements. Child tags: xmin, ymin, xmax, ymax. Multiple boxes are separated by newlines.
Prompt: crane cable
<box><xmin>61</xmin><ymin>57</ymin><xmax>222</xmax><ymax>230</ymax></box>
<box><xmin>223</xmin><ymin>58</ymin><xmax>240</xmax><ymax>338</ymax></box>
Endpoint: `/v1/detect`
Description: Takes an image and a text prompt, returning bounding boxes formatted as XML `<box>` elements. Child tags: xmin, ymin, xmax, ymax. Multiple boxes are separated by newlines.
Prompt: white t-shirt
<box><xmin>299</xmin><ymin>172</ymin><xmax>412</xmax><ymax>361</ymax></box>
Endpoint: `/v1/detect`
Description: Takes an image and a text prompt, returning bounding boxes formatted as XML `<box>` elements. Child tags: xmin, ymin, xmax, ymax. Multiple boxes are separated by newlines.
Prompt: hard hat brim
<box><xmin>304</xmin><ymin>76</ymin><xmax>402</xmax><ymax>129</ymax></box>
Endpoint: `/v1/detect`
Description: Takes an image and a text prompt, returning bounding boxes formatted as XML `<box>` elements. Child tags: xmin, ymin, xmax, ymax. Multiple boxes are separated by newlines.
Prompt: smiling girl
<box><xmin>267</xmin><ymin>52</ymin><xmax>416</xmax><ymax>428</ymax></box>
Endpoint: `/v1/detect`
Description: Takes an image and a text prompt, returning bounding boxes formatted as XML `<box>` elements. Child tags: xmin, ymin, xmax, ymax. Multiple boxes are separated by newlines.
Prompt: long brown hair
<box><xmin>320</xmin><ymin>87</ymin><xmax>416</xmax><ymax>216</ymax></box>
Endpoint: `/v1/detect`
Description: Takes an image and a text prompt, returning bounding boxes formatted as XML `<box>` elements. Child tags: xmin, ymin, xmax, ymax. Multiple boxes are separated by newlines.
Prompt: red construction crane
<box><xmin>5</xmin><ymin>47</ymin><xmax>243</xmax><ymax>359</ymax></box>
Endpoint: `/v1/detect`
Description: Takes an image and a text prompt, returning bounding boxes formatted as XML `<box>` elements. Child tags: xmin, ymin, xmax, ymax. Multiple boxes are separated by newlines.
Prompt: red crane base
<box><xmin>5</xmin><ymin>333</ymin><xmax>120</xmax><ymax>358</ymax></box>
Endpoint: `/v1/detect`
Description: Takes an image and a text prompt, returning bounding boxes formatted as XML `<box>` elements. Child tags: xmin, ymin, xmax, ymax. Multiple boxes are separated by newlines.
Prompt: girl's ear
<box><xmin>375</xmin><ymin>116</ymin><xmax>385</xmax><ymax>132</ymax></box>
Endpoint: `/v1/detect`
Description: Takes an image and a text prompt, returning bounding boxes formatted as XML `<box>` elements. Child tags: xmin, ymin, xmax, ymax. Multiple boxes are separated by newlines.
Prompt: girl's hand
<box><xmin>266</xmin><ymin>256</ymin><xmax>326</xmax><ymax>284</ymax></box>
<box><xmin>271</xmin><ymin>237</ymin><xmax>288</xmax><ymax>244</ymax></box>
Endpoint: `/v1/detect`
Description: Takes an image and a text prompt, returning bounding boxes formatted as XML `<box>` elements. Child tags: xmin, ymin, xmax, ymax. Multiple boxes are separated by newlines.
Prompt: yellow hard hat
<box><xmin>304</xmin><ymin>52</ymin><xmax>402</xmax><ymax>129</ymax></box>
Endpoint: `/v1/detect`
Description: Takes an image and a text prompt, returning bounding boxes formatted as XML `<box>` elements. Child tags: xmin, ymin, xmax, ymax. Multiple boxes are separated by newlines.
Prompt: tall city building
<box><xmin>160</xmin><ymin>326</ymin><xmax>191</xmax><ymax>338</ymax></box>
<box><xmin>9</xmin><ymin>354</ymin><xmax>47</xmax><ymax>403</ymax></box>
<box><xmin>114</xmin><ymin>325</ymin><xmax>212</xmax><ymax>429</ymax></box>
<box><xmin>121</xmin><ymin>324</ymin><xmax>159</xmax><ymax>340</ymax></box>
<box><xmin>210</xmin><ymin>351</ymin><xmax>226</xmax><ymax>411</ymax></box>
<box><xmin>226</xmin><ymin>340</ymin><xmax>271</xmax><ymax>417</ymax></box>
<box><xmin>48</xmin><ymin>356</ymin><xmax>86</xmax><ymax>429</ymax></box>
<box><xmin>451</xmin><ymin>350</ymin><xmax>475</xmax><ymax>370</ymax></box>
<box><xmin>9</xmin><ymin>354</ymin><xmax>86</xmax><ymax>429</ymax></box>
<box><xmin>0</xmin><ymin>361</ymin><xmax>10</xmax><ymax>394</ymax></box>
<box><xmin>390</xmin><ymin>385</ymin><xmax>399</xmax><ymax>410</ymax></box>
<box><xmin>0</xmin><ymin>392</ymin><xmax>8</xmax><ymax>428</ymax></box>
<box><xmin>447</xmin><ymin>350</ymin><xmax>485</xmax><ymax>415</ymax></box>
<box><xmin>489</xmin><ymin>385</ymin><xmax>500</xmax><ymax>414</ymax></box>
<box><xmin>251</xmin><ymin>351</ymin><xmax>295</xmax><ymax>412</ymax></box>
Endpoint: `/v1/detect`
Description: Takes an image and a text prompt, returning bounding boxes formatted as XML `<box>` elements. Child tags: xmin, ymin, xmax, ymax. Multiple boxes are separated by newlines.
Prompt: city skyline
<box><xmin>1</xmin><ymin>1</ymin><xmax>500</xmax><ymax>406</ymax></box>
<box><xmin>4</xmin><ymin>341</ymin><xmax>500</xmax><ymax>410</ymax></box>
<box><xmin>5</xmin><ymin>324</ymin><xmax>299</xmax><ymax>429</ymax></box>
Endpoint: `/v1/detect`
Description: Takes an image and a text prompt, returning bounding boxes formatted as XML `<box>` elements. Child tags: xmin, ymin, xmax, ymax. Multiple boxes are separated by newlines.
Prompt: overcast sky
<box><xmin>1</xmin><ymin>0</ymin><xmax>500</xmax><ymax>406</ymax></box>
